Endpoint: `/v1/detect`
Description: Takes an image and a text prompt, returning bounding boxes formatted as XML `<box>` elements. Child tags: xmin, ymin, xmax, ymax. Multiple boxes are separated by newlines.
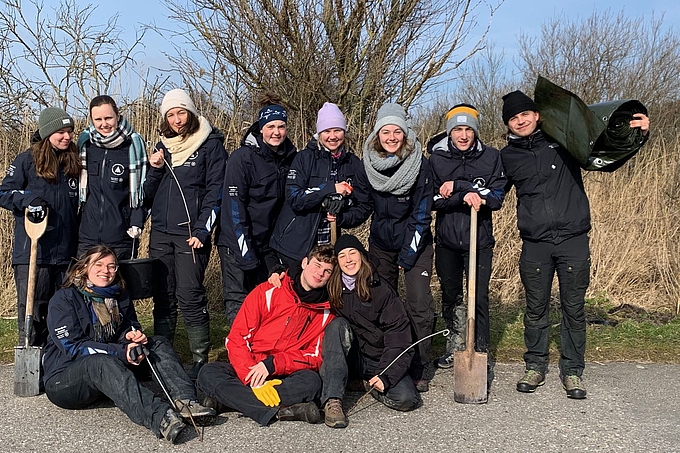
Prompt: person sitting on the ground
<box><xmin>196</xmin><ymin>245</ymin><xmax>336</xmax><ymax>426</ymax></box>
<box><xmin>42</xmin><ymin>245</ymin><xmax>214</xmax><ymax>444</ymax></box>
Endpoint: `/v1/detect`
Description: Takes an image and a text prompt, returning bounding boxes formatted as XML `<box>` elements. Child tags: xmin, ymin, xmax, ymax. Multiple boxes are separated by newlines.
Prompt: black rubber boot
<box><xmin>153</xmin><ymin>316</ymin><xmax>177</xmax><ymax>343</ymax></box>
<box><xmin>186</xmin><ymin>323</ymin><xmax>211</xmax><ymax>380</ymax></box>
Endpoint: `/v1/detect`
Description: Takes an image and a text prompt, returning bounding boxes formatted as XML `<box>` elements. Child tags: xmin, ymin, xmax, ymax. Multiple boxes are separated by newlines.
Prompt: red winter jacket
<box><xmin>226</xmin><ymin>275</ymin><xmax>334</xmax><ymax>384</ymax></box>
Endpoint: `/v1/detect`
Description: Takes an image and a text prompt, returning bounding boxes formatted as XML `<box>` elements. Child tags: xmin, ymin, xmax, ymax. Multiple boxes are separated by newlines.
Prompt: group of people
<box><xmin>1</xmin><ymin>87</ymin><xmax>649</xmax><ymax>441</ymax></box>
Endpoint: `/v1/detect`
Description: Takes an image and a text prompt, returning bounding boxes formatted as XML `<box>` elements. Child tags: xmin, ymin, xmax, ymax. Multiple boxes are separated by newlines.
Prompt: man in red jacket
<box><xmin>196</xmin><ymin>245</ymin><xmax>335</xmax><ymax>425</ymax></box>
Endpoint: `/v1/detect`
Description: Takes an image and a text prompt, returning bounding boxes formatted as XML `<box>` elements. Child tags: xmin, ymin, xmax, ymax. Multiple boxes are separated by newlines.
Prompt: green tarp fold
<box><xmin>534</xmin><ymin>76</ymin><xmax>648</xmax><ymax>172</ymax></box>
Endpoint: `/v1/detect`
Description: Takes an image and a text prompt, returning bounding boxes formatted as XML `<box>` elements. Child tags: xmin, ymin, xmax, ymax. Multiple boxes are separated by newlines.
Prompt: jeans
<box><xmin>196</xmin><ymin>362</ymin><xmax>322</xmax><ymax>426</ymax></box>
<box><xmin>44</xmin><ymin>336</ymin><xmax>197</xmax><ymax>437</ymax></box>
<box><xmin>319</xmin><ymin>317</ymin><xmax>422</xmax><ymax>411</ymax></box>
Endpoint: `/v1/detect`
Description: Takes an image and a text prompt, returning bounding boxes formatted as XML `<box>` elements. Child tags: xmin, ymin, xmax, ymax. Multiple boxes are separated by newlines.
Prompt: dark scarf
<box><xmin>293</xmin><ymin>274</ymin><xmax>329</xmax><ymax>304</ymax></box>
<box><xmin>78</xmin><ymin>283</ymin><xmax>123</xmax><ymax>343</ymax></box>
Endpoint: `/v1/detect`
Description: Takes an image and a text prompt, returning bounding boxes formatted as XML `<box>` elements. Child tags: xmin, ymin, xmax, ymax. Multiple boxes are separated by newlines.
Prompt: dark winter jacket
<box><xmin>427</xmin><ymin>132</ymin><xmax>506</xmax><ymax>251</ymax></box>
<box><xmin>337</xmin><ymin>273</ymin><xmax>413</xmax><ymax>392</ymax></box>
<box><xmin>0</xmin><ymin>149</ymin><xmax>79</xmax><ymax>265</ymax></box>
<box><xmin>367</xmin><ymin>155</ymin><xmax>434</xmax><ymax>270</ymax></box>
<box><xmin>43</xmin><ymin>286</ymin><xmax>141</xmax><ymax>383</ymax></box>
<box><xmin>144</xmin><ymin>129</ymin><xmax>227</xmax><ymax>245</ymax></box>
<box><xmin>501</xmin><ymin>129</ymin><xmax>591</xmax><ymax>243</ymax></box>
<box><xmin>78</xmin><ymin>140</ymin><xmax>147</xmax><ymax>249</ymax></box>
<box><xmin>217</xmin><ymin>122</ymin><xmax>297</xmax><ymax>270</ymax></box>
<box><xmin>270</xmin><ymin>138</ymin><xmax>372</xmax><ymax>261</ymax></box>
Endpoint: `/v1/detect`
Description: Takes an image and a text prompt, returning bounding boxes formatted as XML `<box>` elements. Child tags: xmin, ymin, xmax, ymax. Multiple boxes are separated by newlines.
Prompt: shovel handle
<box><xmin>330</xmin><ymin>219</ymin><xmax>337</xmax><ymax>245</ymax></box>
<box><xmin>23</xmin><ymin>208</ymin><xmax>48</xmax><ymax>347</ymax></box>
<box><xmin>465</xmin><ymin>207</ymin><xmax>478</xmax><ymax>352</ymax></box>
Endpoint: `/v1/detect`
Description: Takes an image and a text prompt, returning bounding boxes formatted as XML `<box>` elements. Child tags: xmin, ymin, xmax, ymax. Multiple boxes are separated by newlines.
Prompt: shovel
<box><xmin>453</xmin><ymin>206</ymin><xmax>488</xmax><ymax>404</ymax></box>
<box><xmin>14</xmin><ymin>208</ymin><xmax>49</xmax><ymax>397</ymax></box>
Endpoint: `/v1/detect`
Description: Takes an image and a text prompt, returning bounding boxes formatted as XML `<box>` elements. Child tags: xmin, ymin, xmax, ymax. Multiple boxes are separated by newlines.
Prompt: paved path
<box><xmin>1</xmin><ymin>362</ymin><xmax>679</xmax><ymax>452</ymax></box>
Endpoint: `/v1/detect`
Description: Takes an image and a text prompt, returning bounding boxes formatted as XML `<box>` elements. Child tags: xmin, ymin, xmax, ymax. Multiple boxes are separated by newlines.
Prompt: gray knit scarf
<box><xmin>362</xmin><ymin>129</ymin><xmax>422</xmax><ymax>195</ymax></box>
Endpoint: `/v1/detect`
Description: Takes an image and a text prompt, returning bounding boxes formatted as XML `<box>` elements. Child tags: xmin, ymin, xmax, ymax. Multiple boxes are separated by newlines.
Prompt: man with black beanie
<box><xmin>500</xmin><ymin>90</ymin><xmax>649</xmax><ymax>399</ymax></box>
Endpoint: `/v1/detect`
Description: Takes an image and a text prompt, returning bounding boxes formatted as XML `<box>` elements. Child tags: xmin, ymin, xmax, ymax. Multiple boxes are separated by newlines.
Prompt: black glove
<box><xmin>322</xmin><ymin>193</ymin><xmax>344</xmax><ymax>215</ymax></box>
<box><xmin>27</xmin><ymin>198</ymin><xmax>48</xmax><ymax>223</ymax></box>
<box><xmin>129</xmin><ymin>344</ymin><xmax>146</xmax><ymax>364</ymax></box>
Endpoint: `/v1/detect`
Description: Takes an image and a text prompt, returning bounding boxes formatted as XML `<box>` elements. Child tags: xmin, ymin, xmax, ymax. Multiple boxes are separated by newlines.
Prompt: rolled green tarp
<box><xmin>534</xmin><ymin>76</ymin><xmax>648</xmax><ymax>172</ymax></box>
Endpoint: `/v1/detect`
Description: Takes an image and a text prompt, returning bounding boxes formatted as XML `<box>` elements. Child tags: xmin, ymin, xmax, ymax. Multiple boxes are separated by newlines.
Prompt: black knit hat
<box><xmin>334</xmin><ymin>234</ymin><xmax>367</xmax><ymax>256</ymax></box>
<box><xmin>502</xmin><ymin>90</ymin><xmax>538</xmax><ymax>124</ymax></box>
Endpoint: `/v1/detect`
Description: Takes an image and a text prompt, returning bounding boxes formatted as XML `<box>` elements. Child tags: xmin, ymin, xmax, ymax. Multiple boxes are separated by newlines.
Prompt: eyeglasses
<box><xmin>93</xmin><ymin>262</ymin><xmax>118</xmax><ymax>273</ymax></box>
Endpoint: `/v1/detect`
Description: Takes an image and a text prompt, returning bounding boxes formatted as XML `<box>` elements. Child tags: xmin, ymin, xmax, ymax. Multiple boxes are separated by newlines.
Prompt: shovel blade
<box><xmin>14</xmin><ymin>346</ymin><xmax>42</xmax><ymax>397</ymax></box>
<box><xmin>453</xmin><ymin>349</ymin><xmax>488</xmax><ymax>404</ymax></box>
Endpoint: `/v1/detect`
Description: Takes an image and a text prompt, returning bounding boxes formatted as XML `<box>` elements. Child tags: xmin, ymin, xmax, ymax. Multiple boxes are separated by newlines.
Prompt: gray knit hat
<box><xmin>373</xmin><ymin>103</ymin><xmax>409</xmax><ymax>134</ymax></box>
<box><xmin>446</xmin><ymin>104</ymin><xmax>480</xmax><ymax>136</ymax></box>
<box><xmin>160</xmin><ymin>89</ymin><xmax>199</xmax><ymax>118</ymax></box>
<box><xmin>39</xmin><ymin>107</ymin><xmax>74</xmax><ymax>139</ymax></box>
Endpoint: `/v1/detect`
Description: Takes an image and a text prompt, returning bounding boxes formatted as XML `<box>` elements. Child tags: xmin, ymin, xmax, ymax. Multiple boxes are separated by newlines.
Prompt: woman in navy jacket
<box><xmin>0</xmin><ymin>107</ymin><xmax>80</xmax><ymax>346</ymax></box>
<box><xmin>361</xmin><ymin>103</ymin><xmax>434</xmax><ymax>392</ymax></box>
<box><xmin>144</xmin><ymin>89</ymin><xmax>227</xmax><ymax>379</ymax></box>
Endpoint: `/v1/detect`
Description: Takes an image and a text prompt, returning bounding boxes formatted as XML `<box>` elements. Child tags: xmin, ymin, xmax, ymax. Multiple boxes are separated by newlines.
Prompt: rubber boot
<box><xmin>154</xmin><ymin>315</ymin><xmax>177</xmax><ymax>343</ymax></box>
<box><xmin>186</xmin><ymin>323</ymin><xmax>211</xmax><ymax>380</ymax></box>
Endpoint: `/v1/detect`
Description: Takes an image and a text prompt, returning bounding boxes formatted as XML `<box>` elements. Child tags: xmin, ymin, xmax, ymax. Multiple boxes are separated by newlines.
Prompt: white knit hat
<box><xmin>160</xmin><ymin>89</ymin><xmax>199</xmax><ymax>118</ymax></box>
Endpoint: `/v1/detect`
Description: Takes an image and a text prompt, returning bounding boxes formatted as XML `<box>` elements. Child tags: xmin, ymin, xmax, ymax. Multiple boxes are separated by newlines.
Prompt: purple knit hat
<box><xmin>316</xmin><ymin>102</ymin><xmax>346</xmax><ymax>133</ymax></box>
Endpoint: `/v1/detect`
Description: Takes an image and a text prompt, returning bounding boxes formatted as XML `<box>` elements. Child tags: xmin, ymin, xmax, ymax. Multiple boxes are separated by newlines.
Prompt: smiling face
<box><xmin>90</xmin><ymin>103</ymin><xmax>119</xmax><ymax>136</ymax></box>
<box><xmin>166</xmin><ymin>107</ymin><xmax>189</xmax><ymax>134</ymax></box>
<box><xmin>86</xmin><ymin>253</ymin><xmax>118</xmax><ymax>287</ymax></box>
<box><xmin>262</xmin><ymin>120</ymin><xmax>287</xmax><ymax>149</ymax></box>
<box><xmin>48</xmin><ymin>128</ymin><xmax>74</xmax><ymax>150</ymax></box>
<box><xmin>378</xmin><ymin>125</ymin><xmax>405</xmax><ymax>154</ymax></box>
<box><xmin>507</xmin><ymin>110</ymin><xmax>540</xmax><ymax>137</ymax></box>
<box><xmin>300</xmin><ymin>256</ymin><xmax>334</xmax><ymax>290</ymax></box>
<box><xmin>337</xmin><ymin>247</ymin><xmax>362</xmax><ymax>277</ymax></box>
<box><xmin>318</xmin><ymin>128</ymin><xmax>345</xmax><ymax>152</ymax></box>
<box><xmin>450</xmin><ymin>125</ymin><xmax>475</xmax><ymax>151</ymax></box>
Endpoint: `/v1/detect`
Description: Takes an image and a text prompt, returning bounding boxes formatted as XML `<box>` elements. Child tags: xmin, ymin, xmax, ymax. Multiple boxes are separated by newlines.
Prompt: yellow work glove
<box><xmin>251</xmin><ymin>379</ymin><xmax>283</xmax><ymax>407</ymax></box>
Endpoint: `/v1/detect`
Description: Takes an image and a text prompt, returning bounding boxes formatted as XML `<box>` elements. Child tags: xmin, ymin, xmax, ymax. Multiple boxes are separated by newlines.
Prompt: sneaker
<box><xmin>562</xmin><ymin>375</ymin><xmax>587</xmax><ymax>399</ymax></box>
<box><xmin>414</xmin><ymin>379</ymin><xmax>430</xmax><ymax>393</ymax></box>
<box><xmin>516</xmin><ymin>370</ymin><xmax>545</xmax><ymax>393</ymax></box>
<box><xmin>323</xmin><ymin>398</ymin><xmax>348</xmax><ymax>429</ymax></box>
<box><xmin>435</xmin><ymin>352</ymin><xmax>455</xmax><ymax>369</ymax></box>
<box><xmin>176</xmin><ymin>399</ymin><xmax>216</xmax><ymax>424</ymax></box>
<box><xmin>159</xmin><ymin>409</ymin><xmax>186</xmax><ymax>443</ymax></box>
<box><xmin>277</xmin><ymin>402</ymin><xmax>321</xmax><ymax>424</ymax></box>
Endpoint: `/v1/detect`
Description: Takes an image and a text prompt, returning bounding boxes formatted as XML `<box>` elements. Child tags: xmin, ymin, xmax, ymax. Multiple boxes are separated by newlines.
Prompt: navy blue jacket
<box><xmin>79</xmin><ymin>140</ymin><xmax>147</xmax><ymax>249</ymax></box>
<box><xmin>501</xmin><ymin>129</ymin><xmax>590</xmax><ymax>244</ymax></box>
<box><xmin>366</xmin><ymin>155</ymin><xmax>434</xmax><ymax>270</ymax></box>
<box><xmin>427</xmin><ymin>132</ymin><xmax>506</xmax><ymax>251</ymax></box>
<box><xmin>217</xmin><ymin>122</ymin><xmax>297</xmax><ymax>270</ymax></box>
<box><xmin>0</xmin><ymin>149</ymin><xmax>79</xmax><ymax>265</ymax></box>
<box><xmin>43</xmin><ymin>286</ymin><xmax>141</xmax><ymax>383</ymax></box>
<box><xmin>270</xmin><ymin>138</ymin><xmax>372</xmax><ymax>261</ymax></box>
<box><xmin>144</xmin><ymin>129</ymin><xmax>227</xmax><ymax>244</ymax></box>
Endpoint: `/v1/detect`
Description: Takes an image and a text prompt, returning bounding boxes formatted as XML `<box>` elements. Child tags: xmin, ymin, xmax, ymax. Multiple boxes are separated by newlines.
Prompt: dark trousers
<box><xmin>435</xmin><ymin>244</ymin><xmax>493</xmax><ymax>353</ymax></box>
<box><xmin>149</xmin><ymin>230</ymin><xmax>211</xmax><ymax>327</ymax></box>
<box><xmin>77</xmin><ymin>241</ymin><xmax>136</xmax><ymax>261</ymax></box>
<box><xmin>14</xmin><ymin>264</ymin><xmax>67</xmax><ymax>347</ymax></box>
<box><xmin>218</xmin><ymin>245</ymin><xmax>271</xmax><ymax>325</ymax></box>
<box><xmin>320</xmin><ymin>317</ymin><xmax>422</xmax><ymax>412</ymax></box>
<box><xmin>44</xmin><ymin>336</ymin><xmax>196</xmax><ymax>437</ymax></box>
<box><xmin>368</xmin><ymin>244</ymin><xmax>435</xmax><ymax>381</ymax></box>
<box><xmin>196</xmin><ymin>362</ymin><xmax>322</xmax><ymax>426</ymax></box>
<box><xmin>519</xmin><ymin>234</ymin><xmax>590</xmax><ymax>377</ymax></box>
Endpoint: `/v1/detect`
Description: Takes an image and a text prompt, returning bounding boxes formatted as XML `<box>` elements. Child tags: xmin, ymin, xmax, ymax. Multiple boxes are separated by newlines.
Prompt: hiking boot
<box><xmin>562</xmin><ymin>375</ymin><xmax>587</xmax><ymax>399</ymax></box>
<box><xmin>435</xmin><ymin>352</ymin><xmax>455</xmax><ymax>369</ymax></box>
<box><xmin>202</xmin><ymin>395</ymin><xmax>229</xmax><ymax>414</ymax></box>
<box><xmin>323</xmin><ymin>398</ymin><xmax>348</xmax><ymax>429</ymax></box>
<box><xmin>277</xmin><ymin>402</ymin><xmax>321</xmax><ymax>424</ymax></box>
<box><xmin>414</xmin><ymin>379</ymin><xmax>430</xmax><ymax>393</ymax></box>
<box><xmin>516</xmin><ymin>370</ymin><xmax>545</xmax><ymax>393</ymax></box>
<box><xmin>159</xmin><ymin>409</ymin><xmax>186</xmax><ymax>443</ymax></box>
<box><xmin>176</xmin><ymin>399</ymin><xmax>216</xmax><ymax>424</ymax></box>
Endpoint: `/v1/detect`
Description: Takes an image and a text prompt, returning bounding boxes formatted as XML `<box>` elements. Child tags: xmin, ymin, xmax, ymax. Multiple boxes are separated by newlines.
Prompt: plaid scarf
<box><xmin>77</xmin><ymin>116</ymin><xmax>148</xmax><ymax>208</ymax></box>
<box><xmin>78</xmin><ymin>283</ymin><xmax>123</xmax><ymax>343</ymax></box>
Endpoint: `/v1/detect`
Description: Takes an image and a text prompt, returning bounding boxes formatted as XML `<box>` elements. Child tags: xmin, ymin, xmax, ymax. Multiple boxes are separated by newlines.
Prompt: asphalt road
<box><xmin>1</xmin><ymin>361</ymin><xmax>679</xmax><ymax>452</ymax></box>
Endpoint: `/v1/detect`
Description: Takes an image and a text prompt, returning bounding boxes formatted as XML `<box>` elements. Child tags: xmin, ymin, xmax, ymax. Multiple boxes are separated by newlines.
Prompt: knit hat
<box><xmin>39</xmin><ymin>107</ymin><xmax>74</xmax><ymax>140</ymax></box>
<box><xmin>334</xmin><ymin>234</ymin><xmax>367</xmax><ymax>256</ymax></box>
<box><xmin>446</xmin><ymin>104</ymin><xmax>480</xmax><ymax>136</ymax></box>
<box><xmin>316</xmin><ymin>102</ymin><xmax>346</xmax><ymax>133</ymax></box>
<box><xmin>160</xmin><ymin>89</ymin><xmax>199</xmax><ymax>118</ymax></box>
<box><xmin>502</xmin><ymin>90</ymin><xmax>538</xmax><ymax>124</ymax></box>
<box><xmin>258</xmin><ymin>105</ymin><xmax>288</xmax><ymax>129</ymax></box>
<box><xmin>373</xmin><ymin>103</ymin><xmax>408</xmax><ymax>134</ymax></box>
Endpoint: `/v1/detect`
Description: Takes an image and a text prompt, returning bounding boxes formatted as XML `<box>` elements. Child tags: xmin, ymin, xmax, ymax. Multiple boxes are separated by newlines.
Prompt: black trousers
<box><xmin>44</xmin><ymin>336</ymin><xmax>196</xmax><ymax>438</ymax></box>
<box><xmin>519</xmin><ymin>234</ymin><xmax>590</xmax><ymax>377</ymax></box>
<box><xmin>149</xmin><ymin>230</ymin><xmax>211</xmax><ymax>327</ymax></box>
<box><xmin>319</xmin><ymin>317</ymin><xmax>422</xmax><ymax>412</ymax></box>
<box><xmin>14</xmin><ymin>264</ymin><xmax>68</xmax><ymax>347</ymax></box>
<box><xmin>368</xmin><ymin>244</ymin><xmax>435</xmax><ymax>381</ymax></box>
<box><xmin>435</xmin><ymin>244</ymin><xmax>493</xmax><ymax>353</ymax></box>
<box><xmin>196</xmin><ymin>362</ymin><xmax>322</xmax><ymax>426</ymax></box>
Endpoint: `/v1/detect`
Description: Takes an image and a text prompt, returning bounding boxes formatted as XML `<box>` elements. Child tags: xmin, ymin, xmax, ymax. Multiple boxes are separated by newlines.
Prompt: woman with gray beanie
<box><xmin>0</xmin><ymin>106</ymin><xmax>81</xmax><ymax>347</ymax></box>
<box><xmin>362</xmin><ymin>103</ymin><xmax>435</xmax><ymax>392</ymax></box>
<box><xmin>143</xmin><ymin>88</ymin><xmax>227</xmax><ymax>379</ymax></box>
